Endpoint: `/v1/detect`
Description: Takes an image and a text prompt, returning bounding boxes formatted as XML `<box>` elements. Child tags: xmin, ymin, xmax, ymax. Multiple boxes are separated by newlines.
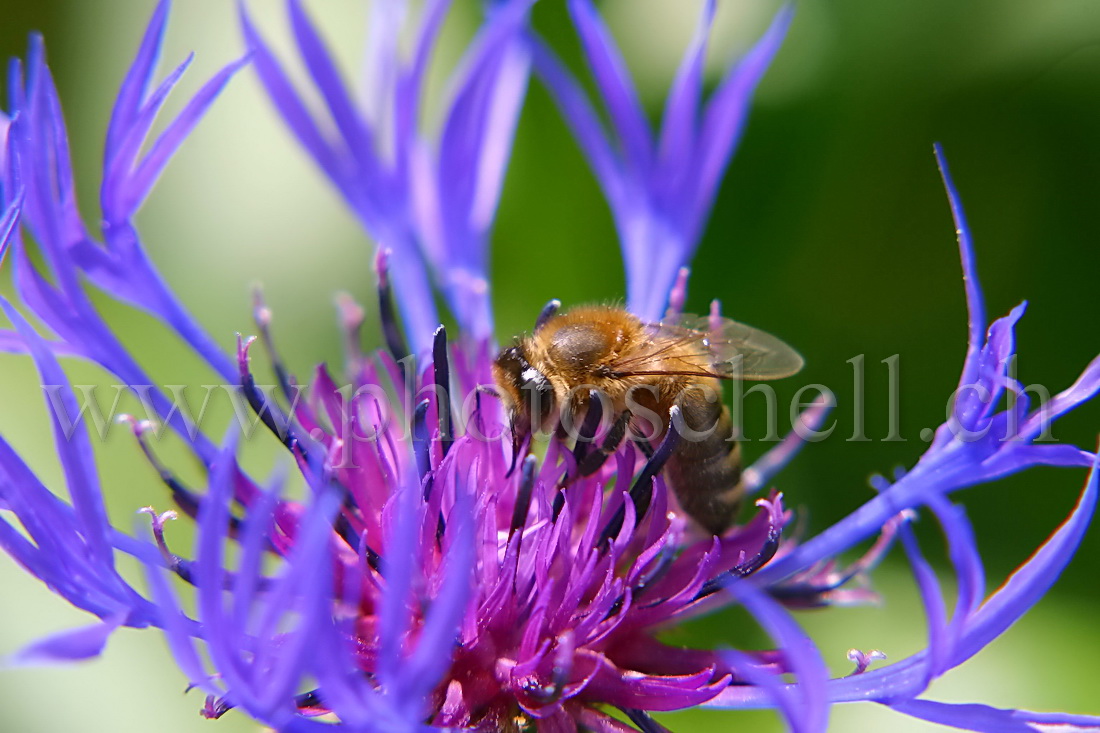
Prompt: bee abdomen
<box><xmin>662</xmin><ymin>397</ymin><xmax>742</xmax><ymax>535</ymax></box>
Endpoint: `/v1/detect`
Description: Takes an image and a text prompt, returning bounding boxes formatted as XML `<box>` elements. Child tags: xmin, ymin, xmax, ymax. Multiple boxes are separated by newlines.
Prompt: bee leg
<box><xmin>534</xmin><ymin>299</ymin><xmax>561</xmax><ymax>331</ymax></box>
<box><xmin>576</xmin><ymin>410</ymin><xmax>632</xmax><ymax>477</ymax></box>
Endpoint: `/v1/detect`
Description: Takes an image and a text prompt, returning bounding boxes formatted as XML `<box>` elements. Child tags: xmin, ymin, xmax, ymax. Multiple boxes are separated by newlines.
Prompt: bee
<box><xmin>492</xmin><ymin>303</ymin><xmax>803</xmax><ymax>535</ymax></box>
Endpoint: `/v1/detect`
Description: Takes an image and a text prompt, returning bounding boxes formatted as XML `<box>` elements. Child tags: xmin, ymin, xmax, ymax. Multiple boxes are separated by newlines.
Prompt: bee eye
<box><xmin>494</xmin><ymin>347</ymin><xmax>555</xmax><ymax>424</ymax></box>
<box><xmin>520</xmin><ymin>368</ymin><xmax>555</xmax><ymax>423</ymax></box>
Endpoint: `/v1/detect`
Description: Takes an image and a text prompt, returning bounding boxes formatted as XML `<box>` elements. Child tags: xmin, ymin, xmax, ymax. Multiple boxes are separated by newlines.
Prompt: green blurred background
<box><xmin>1</xmin><ymin>0</ymin><xmax>1098</xmax><ymax>730</ymax></box>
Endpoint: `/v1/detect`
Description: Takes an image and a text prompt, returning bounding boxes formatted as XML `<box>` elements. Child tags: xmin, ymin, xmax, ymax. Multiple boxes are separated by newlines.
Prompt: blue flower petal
<box><xmin>888</xmin><ymin>699</ymin><xmax>1100</xmax><ymax>733</ymax></box>
<box><xmin>0</xmin><ymin>186</ymin><xmax>22</xmax><ymax>263</ymax></box>
<box><xmin>529</xmin><ymin>36</ymin><xmax>624</xmax><ymax>211</ymax></box>
<box><xmin>953</xmin><ymin>453</ymin><xmax>1097</xmax><ymax>665</ymax></box>
<box><xmin>654</xmin><ymin>1</ymin><xmax>714</xmax><ymax>196</ymax></box>
<box><xmin>1</xmin><ymin>299</ymin><xmax>113</xmax><ymax>566</ymax></box>
<box><xmin>4</xmin><ymin>613</ymin><xmax>126</xmax><ymax>667</ymax></box>
<box><xmin>105</xmin><ymin>0</ymin><xmax>169</xmax><ymax>166</ymax></box>
<box><xmin>286</xmin><ymin>0</ymin><xmax>382</xmax><ymax>187</ymax></box>
<box><xmin>725</xmin><ymin>577</ymin><xmax>829</xmax><ymax>732</ymax></box>
<box><xmin>124</xmin><ymin>54</ymin><xmax>249</xmax><ymax>217</ymax></box>
<box><xmin>690</xmin><ymin>4</ymin><xmax>793</xmax><ymax>239</ymax></box>
<box><xmin>239</xmin><ymin>1</ymin><xmax>355</xmax><ymax>197</ymax></box>
<box><xmin>566</xmin><ymin>0</ymin><xmax>652</xmax><ymax>176</ymax></box>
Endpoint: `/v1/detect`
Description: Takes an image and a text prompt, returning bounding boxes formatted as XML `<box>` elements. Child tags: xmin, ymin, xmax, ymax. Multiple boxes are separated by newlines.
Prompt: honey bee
<box><xmin>492</xmin><ymin>303</ymin><xmax>803</xmax><ymax>534</ymax></box>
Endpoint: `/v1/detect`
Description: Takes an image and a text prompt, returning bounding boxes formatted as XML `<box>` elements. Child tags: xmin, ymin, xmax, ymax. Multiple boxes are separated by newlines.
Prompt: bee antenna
<box><xmin>535</xmin><ymin>299</ymin><xmax>561</xmax><ymax>331</ymax></box>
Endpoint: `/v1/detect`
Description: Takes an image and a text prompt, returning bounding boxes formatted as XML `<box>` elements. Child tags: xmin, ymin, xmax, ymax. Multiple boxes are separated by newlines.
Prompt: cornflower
<box><xmin>0</xmin><ymin>2</ymin><xmax>1098</xmax><ymax>732</ymax></box>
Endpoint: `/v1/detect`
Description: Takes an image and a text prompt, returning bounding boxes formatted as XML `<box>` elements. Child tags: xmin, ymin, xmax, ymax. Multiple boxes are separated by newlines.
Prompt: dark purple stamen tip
<box><xmin>576</xmin><ymin>409</ymin><xmax>632</xmax><ymax>478</ymax></box>
<box><xmin>509</xmin><ymin>454</ymin><xmax>538</xmax><ymax>537</ymax></box>
<box><xmin>769</xmin><ymin>511</ymin><xmax>907</xmax><ymax>606</ymax></box>
<box><xmin>600</xmin><ymin>409</ymin><xmax>682</xmax><ymax>545</ymax></box>
<box><xmin>621</xmin><ymin>707</ymin><xmax>672</xmax><ymax>733</ymax></box>
<box><xmin>551</xmin><ymin>488</ymin><xmax>566</xmax><ymax>521</ymax></box>
<box><xmin>534</xmin><ymin>298</ymin><xmax>561</xmax><ymax>331</ymax></box>
<box><xmin>364</xmin><ymin>544</ymin><xmax>382</xmax><ymax>573</ymax></box>
<box><xmin>375</xmin><ymin>249</ymin><xmax>410</xmax><ymax>364</ymax></box>
<box><xmin>412</xmin><ymin>397</ymin><xmax>432</xmax><ymax>483</ymax></box>
<box><xmin>570</xmin><ymin>389</ymin><xmax>605</xmax><ymax>465</ymax></box>
<box><xmin>138</xmin><ymin>506</ymin><xmax>197</xmax><ymax>585</ymax></box>
<box><xmin>432</xmin><ymin>325</ymin><xmax>454</xmax><ymax>456</ymax></box>
<box><xmin>695</xmin><ymin>501</ymin><xmax>785</xmax><ymax>599</ymax></box>
<box><xmin>237</xmin><ymin>335</ymin><xmax>308</xmax><ymax>460</ymax></box>
<box><xmin>252</xmin><ymin>286</ymin><xmax>295</xmax><ymax>404</ymax></box>
<box><xmin>125</xmin><ymin>417</ymin><xmax>243</xmax><ymax>533</ymax></box>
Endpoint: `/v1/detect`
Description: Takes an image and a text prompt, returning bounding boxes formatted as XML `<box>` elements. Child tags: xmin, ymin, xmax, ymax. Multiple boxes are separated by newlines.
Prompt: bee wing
<box><xmin>609</xmin><ymin>314</ymin><xmax>804</xmax><ymax>381</ymax></box>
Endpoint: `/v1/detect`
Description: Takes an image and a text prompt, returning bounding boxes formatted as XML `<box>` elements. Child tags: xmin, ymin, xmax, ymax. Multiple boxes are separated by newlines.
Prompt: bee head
<box><xmin>492</xmin><ymin>345</ymin><xmax>557</xmax><ymax>434</ymax></box>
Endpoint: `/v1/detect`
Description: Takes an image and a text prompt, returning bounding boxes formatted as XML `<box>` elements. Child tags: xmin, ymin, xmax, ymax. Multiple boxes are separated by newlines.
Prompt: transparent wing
<box><xmin>609</xmin><ymin>313</ymin><xmax>804</xmax><ymax>381</ymax></box>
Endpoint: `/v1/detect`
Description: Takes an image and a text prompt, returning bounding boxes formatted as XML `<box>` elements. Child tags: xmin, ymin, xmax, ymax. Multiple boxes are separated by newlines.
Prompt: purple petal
<box><xmin>690</xmin><ymin>4</ymin><xmax>792</xmax><ymax>238</ymax></box>
<box><xmin>230</xmin><ymin>478</ymin><xmax>283</xmax><ymax>633</ymax></box>
<box><xmin>0</xmin><ymin>503</ymin><xmax>40</xmax><ymax>566</ymax></box>
<box><xmin>953</xmin><ymin>455</ymin><xmax>1097</xmax><ymax>665</ymax></box>
<box><xmin>426</xmin><ymin>1</ymin><xmax>532</xmax><ymax>339</ymax></box>
<box><xmin>376</xmin><ymin>475</ymin><xmax>423</xmax><ymax>699</ymax></box>
<box><xmin>935</xmin><ymin>144</ymin><xmax>987</xmax><ymax>408</ymax></box>
<box><xmin>1019</xmin><ymin>353</ymin><xmax>1100</xmax><ymax>442</ymax></box>
<box><xmin>952</xmin><ymin>305</ymin><xmax>1025</xmax><ymax>435</ymax></box>
<box><xmin>924</xmin><ymin>495</ymin><xmax>985</xmax><ymax>648</ymax></box>
<box><xmin>141</xmin><ymin>535</ymin><xmax>215</xmax><ymax>694</ymax></box>
<box><xmin>124</xmin><ymin>55</ymin><xmax>249</xmax><ymax>216</ymax></box>
<box><xmin>897</xmin><ymin>520</ymin><xmax>948</xmax><ymax>684</ymax></box>
<box><xmin>395</xmin><ymin>490</ymin><xmax>476</xmax><ymax>715</ymax></box>
<box><xmin>0</xmin><ymin>187</ymin><xmax>23</xmax><ymax>263</ymax></box>
<box><xmin>0</xmin><ymin>448</ymin><xmax>157</xmax><ymax>624</ymax></box>
<box><xmin>654</xmin><ymin>0</ymin><xmax>714</xmax><ymax>204</ymax></box>
<box><xmin>465</xmin><ymin>37</ymin><xmax>530</xmax><ymax>239</ymax></box>
<box><xmin>436</xmin><ymin>0</ymin><xmax>534</xmax><ymax>240</ymax></box>
<box><xmin>986</xmin><ymin>444</ymin><xmax>1096</xmax><ymax>477</ymax></box>
<box><xmin>796</xmin><ymin>456</ymin><xmax>1098</xmax><ymax>707</ymax></box>
<box><xmin>104</xmin><ymin>0</ymin><xmax>168</xmax><ymax>166</ymax></box>
<box><xmin>0</xmin><ymin>299</ymin><xmax>113</xmax><ymax>566</ymax></box>
<box><xmin>102</xmin><ymin>53</ymin><xmax>194</xmax><ymax>222</ymax></box>
<box><xmin>724</xmin><ymin>577</ymin><xmax>829</xmax><ymax>731</ymax></box>
<box><xmin>4</xmin><ymin>614</ymin><xmax>125</xmax><ymax>666</ymax></box>
<box><xmin>360</xmin><ymin>0</ymin><xmax>406</xmax><ymax>129</ymax></box>
<box><xmin>753</xmin><ymin>489</ymin><xmax>901</xmax><ymax>587</ymax></box>
<box><xmin>529</xmin><ymin>36</ymin><xmax>624</xmax><ymax>211</ymax></box>
<box><xmin>397</xmin><ymin>0</ymin><xmax>451</xmax><ymax>156</ymax></box>
<box><xmin>6</xmin><ymin>63</ymin><xmax>83</xmax><ymax>270</ymax></box>
<box><xmin>287</xmin><ymin>0</ymin><xmax>381</xmax><ymax>184</ymax></box>
<box><xmin>722</xmin><ymin>649</ymin><xmax>804</xmax><ymax>730</ymax></box>
<box><xmin>195</xmin><ymin>434</ymin><xmax>263</xmax><ymax>714</ymax></box>
<box><xmin>239</xmin><ymin>1</ymin><xmax>353</xmax><ymax>196</ymax></box>
<box><xmin>1015</xmin><ymin>710</ymin><xmax>1100</xmax><ymax>729</ymax></box>
<box><xmin>888</xmin><ymin>699</ymin><xmax>1050</xmax><ymax>733</ymax></box>
<box><xmin>254</xmin><ymin>478</ymin><xmax>342</xmax><ymax>715</ymax></box>
<box><xmin>566</xmin><ymin>0</ymin><xmax>652</xmax><ymax>175</ymax></box>
<box><xmin>0</xmin><ymin>329</ymin><xmax>83</xmax><ymax>357</ymax></box>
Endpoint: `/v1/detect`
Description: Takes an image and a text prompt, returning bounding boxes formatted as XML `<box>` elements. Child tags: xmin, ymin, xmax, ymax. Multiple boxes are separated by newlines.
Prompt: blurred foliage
<box><xmin>1</xmin><ymin>0</ymin><xmax>1098</xmax><ymax>731</ymax></box>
